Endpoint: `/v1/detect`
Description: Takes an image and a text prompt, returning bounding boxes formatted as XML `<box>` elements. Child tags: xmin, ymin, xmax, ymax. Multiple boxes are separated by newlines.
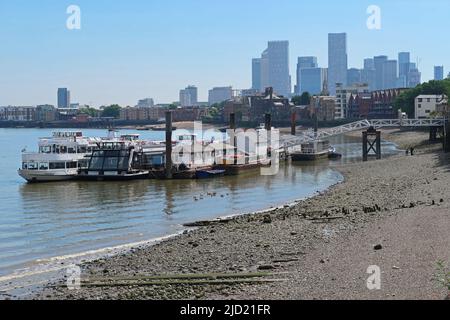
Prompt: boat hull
<box><xmin>77</xmin><ymin>171</ymin><xmax>150</xmax><ymax>181</ymax></box>
<box><xmin>291</xmin><ymin>151</ymin><xmax>329</xmax><ymax>161</ymax></box>
<box><xmin>18</xmin><ymin>169</ymin><xmax>77</xmax><ymax>183</ymax></box>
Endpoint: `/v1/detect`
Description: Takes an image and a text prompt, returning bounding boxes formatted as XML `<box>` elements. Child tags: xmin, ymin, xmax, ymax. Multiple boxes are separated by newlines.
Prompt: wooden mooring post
<box><xmin>165</xmin><ymin>111</ymin><xmax>173</xmax><ymax>179</ymax></box>
<box><xmin>429</xmin><ymin>126</ymin><xmax>438</xmax><ymax>142</ymax></box>
<box><xmin>265</xmin><ymin>113</ymin><xmax>272</xmax><ymax>131</ymax></box>
<box><xmin>362</xmin><ymin>127</ymin><xmax>381</xmax><ymax>162</ymax></box>
<box><xmin>229</xmin><ymin>113</ymin><xmax>237</xmax><ymax>165</ymax></box>
<box><xmin>291</xmin><ymin>111</ymin><xmax>297</xmax><ymax>136</ymax></box>
<box><xmin>444</xmin><ymin>120</ymin><xmax>450</xmax><ymax>153</ymax></box>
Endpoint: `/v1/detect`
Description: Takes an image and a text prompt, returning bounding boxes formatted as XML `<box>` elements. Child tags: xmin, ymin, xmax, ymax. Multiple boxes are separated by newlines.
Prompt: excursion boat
<box><xmin>291</xmin><ymin>140</ymin><xmax>333</xmax><ymax>161</ymax></box>
<box><xmin>18</xmin><ymin>131</ymin><xmax>142</xmax><ymax>183</ymax></box>
<box><xmin>18</xmin><ymin>132</ymin><xmax>105</xmax><ymax>182</ymax></box>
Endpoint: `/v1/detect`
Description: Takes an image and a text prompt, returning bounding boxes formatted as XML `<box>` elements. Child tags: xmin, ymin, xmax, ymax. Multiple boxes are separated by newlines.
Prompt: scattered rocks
<box><xmin>262</xmin><ymin>215</ymin><xmax>272</xmax><ymax>224</ymax></box>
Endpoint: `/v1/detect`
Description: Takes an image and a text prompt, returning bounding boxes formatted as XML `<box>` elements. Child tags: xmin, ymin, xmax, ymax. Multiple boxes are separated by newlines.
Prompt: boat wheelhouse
<box><xmin>78</xmin><ymin>142</ymin><xmax>150</xmax><ymax>181</ymax></box>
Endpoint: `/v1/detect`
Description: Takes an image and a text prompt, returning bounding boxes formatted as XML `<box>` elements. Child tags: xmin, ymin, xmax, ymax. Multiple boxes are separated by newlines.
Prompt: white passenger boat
<box><xmin>18</xmin><ymin>131</ymin><xmax>140</xmax><ymax>183</ymax></box>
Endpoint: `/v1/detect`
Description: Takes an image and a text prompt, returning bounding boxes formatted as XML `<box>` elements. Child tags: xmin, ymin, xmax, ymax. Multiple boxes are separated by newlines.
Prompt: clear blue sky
<box><xmin>1</xmin><ymin>0</ymin><xmax>449</xmax><ymax>107</ymax></box>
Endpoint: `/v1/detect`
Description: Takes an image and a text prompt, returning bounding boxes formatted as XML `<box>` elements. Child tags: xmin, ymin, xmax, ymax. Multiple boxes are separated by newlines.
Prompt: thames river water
<box><xmin>0</xmin><ymin>128</ymin><xmax>400</xmax><ymax>293</ymax></box>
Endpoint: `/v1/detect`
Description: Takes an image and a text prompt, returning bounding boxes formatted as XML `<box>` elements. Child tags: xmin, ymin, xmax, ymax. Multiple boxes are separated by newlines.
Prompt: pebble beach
<box><xmin>35</xmin><ymin>129</ymin><xmax>450</xmax><ymax>300</ymax></box>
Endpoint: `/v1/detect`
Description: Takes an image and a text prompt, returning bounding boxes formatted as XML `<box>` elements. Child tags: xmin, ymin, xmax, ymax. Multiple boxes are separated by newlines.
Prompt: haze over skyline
<box><xmin>1</xmin><ymin>0</ymin><xmax>449</xmax><ymax>107</ymax></box>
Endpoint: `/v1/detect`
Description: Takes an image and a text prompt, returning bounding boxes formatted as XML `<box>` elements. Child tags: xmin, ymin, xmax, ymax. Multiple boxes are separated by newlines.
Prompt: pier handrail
<box><xmin>280</xmin><ymin>118</ymin><xmax>446</xmax><ymax>152</ymax></box>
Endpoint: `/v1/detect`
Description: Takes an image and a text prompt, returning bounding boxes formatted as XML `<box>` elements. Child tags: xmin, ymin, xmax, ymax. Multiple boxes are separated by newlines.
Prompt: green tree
<box><xmin>394</xmin><ymin>79</ymin><xmax>450</xmax><ymax>117</ymax></box>
<box><xmin>79</xmin><ymin>106</ymin><xmax>98</xmax><ymax>117</ymax></box>
<box><xmin>101</xmin><ymin>104</ymin><xmax>122</xmax><ymax>118</ymax></box>
<box><xmin>292</xmin><ymin>92</ymin><xmax>311</xmax><ymax>106</ymax></box>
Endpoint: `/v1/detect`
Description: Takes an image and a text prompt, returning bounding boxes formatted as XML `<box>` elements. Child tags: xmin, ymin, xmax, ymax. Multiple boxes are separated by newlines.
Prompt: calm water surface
<box><xmin>0</xmin><ymin>128</ymin><xmax>400</xmax><ymax>289</ymax></box>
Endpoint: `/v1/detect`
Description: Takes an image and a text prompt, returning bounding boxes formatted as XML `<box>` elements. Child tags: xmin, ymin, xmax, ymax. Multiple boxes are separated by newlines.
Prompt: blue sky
<box><xmin>0</xmin><ymin>0</ymin><xmax>449</xmax><ymax>106</ymax></box>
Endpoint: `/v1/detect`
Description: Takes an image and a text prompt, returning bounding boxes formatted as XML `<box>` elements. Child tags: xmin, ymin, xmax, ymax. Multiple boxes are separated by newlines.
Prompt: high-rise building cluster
<box><xmin>250</xmin><ymin>33</ymin><xmax>443</xmax><ymax>99</ymax></box>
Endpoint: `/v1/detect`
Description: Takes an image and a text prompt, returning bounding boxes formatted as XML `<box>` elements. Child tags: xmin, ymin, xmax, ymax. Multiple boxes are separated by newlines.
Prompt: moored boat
<box><xmin>291</xmin><ymin>140</ymin><xmax>331</xmax><ymax>161</ymax></box>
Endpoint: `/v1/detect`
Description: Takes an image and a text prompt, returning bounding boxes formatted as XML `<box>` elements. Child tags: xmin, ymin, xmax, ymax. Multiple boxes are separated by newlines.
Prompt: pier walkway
<box><xmin>280</xmin><ymin>118</ymin><xmax>446</xmax><ymax>151</ymax></box>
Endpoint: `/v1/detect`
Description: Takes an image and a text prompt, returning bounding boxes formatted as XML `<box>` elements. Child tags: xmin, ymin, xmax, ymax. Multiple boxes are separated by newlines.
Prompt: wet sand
<box><xmin>35</xmin><ymin>129</ymin><xmax>449</xmax><ymax>300</ymax></box>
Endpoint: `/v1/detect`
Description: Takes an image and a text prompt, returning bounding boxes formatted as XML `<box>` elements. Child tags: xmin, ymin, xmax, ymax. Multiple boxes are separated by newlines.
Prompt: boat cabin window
<box><xmin>39</xmin><ymin>146</ymin><xmax>52</xmax><ymax>154</ymax></box>
<box><xmin>68</xmin><ymin>147</ymin><xmax>76</xmax><ymax>154</ymax></box>
<box><xmin>22</xmin><ymin>162</ymin><xmax>28</xmax><ymax>169</ymax></box>
<box><xmin>28</xmin><ymin>163</ymin><xmax>38</xmax><ymax>170</ymax></box>
<box><xmin>66</xmin><ymin>162</ymin><xmax>77</xmax><ymax>169</ymax></box>
<box><xmin>78</xmin><ymin>160</ymin><xmax>89</xmax><ymax>169</ymax></box>
<box><xmin>49</xmin><ymin>162</ymin><xmax>65</xmax><ymax>170</ymax></box>
<box><xmin>39</xmin><ymin>162</ymin><xmax>49</xmax><ymax>170</ymax></box>
<box><xmin>77</xmin><ymin>146</ymin><xmax>87</xmax><ymax>154</ymax></box>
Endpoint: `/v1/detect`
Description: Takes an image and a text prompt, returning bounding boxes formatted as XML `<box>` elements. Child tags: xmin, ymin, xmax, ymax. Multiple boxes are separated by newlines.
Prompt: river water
<box><xmin>0</xmin><ymin>128</ymin><xmax>400</xmax><ymax>294</ymax></box>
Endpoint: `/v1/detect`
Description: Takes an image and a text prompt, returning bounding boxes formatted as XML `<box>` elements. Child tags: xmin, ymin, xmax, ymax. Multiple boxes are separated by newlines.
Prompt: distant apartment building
<box><xmin>309</xmin><ymin>96</ymin><xmax>336</xmax><ymax>121</ymax></box>
<box><xmin>120</xmin><ymin>107</ymin><xmax>164</xmax><ymax>121</ymax></box>
<box><xmin>328</xmin><ymin>33</ymin><xmax>348</xmax><ymax>95</ymax></box>
<box><xmin>120</xmin><ymin>106</ymin><xmax>207</xmax><ymax>122</ymax></box>
<box><xmin>347</xmin><ymin>88</ymin><xmax>406</xmax><ymax>119</ymax></box>
<box><xmin>434</xmin><ymin>66</ymin><xmax>444</xmax><ymax>81</ymax></box>
<box><xmin>415</xmin><ymin>94</ymin><xmax>447</xmax><ymax>119</ymax></box>
<box><xmin>253</xmin><ymin>41</ymin><xmax>291</xmax><ymax>97</ymax></box>
<box><xmin>224</xmin><ymin>87</ymin><xmax>292</xmax><ymax>123</ymax></box>
<box><xmin>0</xmin><ymin>106</ymin><xmax>36</xmax><ymax>121</ymax></box>
<box><xmin>299</xmin><ymin>68</ymin><xmax>328</xmax><ymax>96</ymax></box>
<box><xmin>335</xmin><ymin>83</ymin><xmax>369</xmax><ymax>119</ymax></box>
<box><xmin>208</xmin><ymin>86</ymin><xmax>233</xmax><ymax>106</ymax></box>
<box><xmin>137</xmin><ymin>98</ymin><xmax>155</xmax><ymax>108</ymax></box>
<box><xmin>179</xmin><ymin>85</ymin><xmax>198</xmax><ymax>107</ymax></box>
<box><xmin>36</xmin><ymin>105</ymin><xmax>57</xmax><ymax>122</ymax></box>
<box><xmin>57</xmin><ymin>88</ymin><xmax>71</xmax><ymax>108</ymax></box>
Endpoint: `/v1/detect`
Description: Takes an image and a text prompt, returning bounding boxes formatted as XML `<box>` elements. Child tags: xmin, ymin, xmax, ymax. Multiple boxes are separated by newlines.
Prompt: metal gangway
<box><xmin>280</xmin><ymin>118</ymin><xmax>446</xmax><ymax>151</ymax></box>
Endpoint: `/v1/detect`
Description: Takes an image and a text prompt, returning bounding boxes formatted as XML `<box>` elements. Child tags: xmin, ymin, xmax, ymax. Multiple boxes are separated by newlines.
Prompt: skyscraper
<box><xmin>295</xmin><ymin>56</ymin><xmax>318</xmax><ymax>94</ymax></box>
<box><xmin>179</xmin><ymin>85</ymin><xmax>198</xmax><ymax>107</ymax></box>
<box><xmin>362</xmin><ymin>58</ymin><xmax>376</xmax><ymax>91</ymax></box>
<box><xmin>328</xmin><ymin>33</ymin><xmax>348</xmax><ymax>95</ymax></box>
<box><xmin>267</xmin><ymin>41</ymin><xmax>291</xmax><ymax>97</ymax></box>
<box><xmin>347</xmin><ymin>68</ymin><xmax>362</xmax><ymax>86</ymax></box>
<box><xmin>364</xmin><ymin>58</ymin><xmax>375</xmax><ymax>70</ymax></box>
<box><xmin>408</xmin><ymin>63</ymin><xmax>421</xmax><ymax>88</ymax></box>
<box><xmin>299</xmin><ymin>68</ymin><xmax>328</xmax><ymax>96</ymax></box>
<box><xmin>252</xmin><ymin>58</ymin><xmax>261</xmax><ymax>91</ymax></box>
<box><xmin>57</xmin><ymin>88</ymin><xmax>70</xmax><ymax>108</ymax></box>
<box><xmin>260</xmin><ymin>49</ymin><xmax>269</xmax><ymax>92</ymax></box>
<box><xmin>373</xmin><ymin>55</ymin><xmax>388</xmax><ymax>90</ymax></box>
<box><xmin>382</xmin><ymin>60</ymin><xmax>398</xmax><ymax>89</ymax></box>
<box><xmin>434</xmin><ymin>66</ymin><xmax>444</xmax><ymax>80</ymax></box>
<box><xmin>398</xmin><ymin>52</ymin><xmax>410</xmax><ymax>88</ymax></box>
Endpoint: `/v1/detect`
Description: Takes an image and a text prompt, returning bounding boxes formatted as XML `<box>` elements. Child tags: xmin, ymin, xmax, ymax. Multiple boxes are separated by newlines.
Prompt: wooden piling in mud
<box><xmin>291</xmin><ymin>111</ymin><xmax>297</xmax><ymax>136</ymax></box>
<box><xmin>165</xmin><ymin>111</ymin><xmax>173</xmax><ymax>179</ymax></box>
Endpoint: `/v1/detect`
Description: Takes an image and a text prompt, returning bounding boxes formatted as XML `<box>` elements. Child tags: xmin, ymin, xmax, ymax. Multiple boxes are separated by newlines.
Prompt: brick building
<box><xmin>224</xmin><ymin>87</ymin><xmax>292</xmax><ymax>123</ymax></box>
<box><xmin>347</xmin><ymin>88</ymin><xmax>406</xmax><ymax>119</ymax></box>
